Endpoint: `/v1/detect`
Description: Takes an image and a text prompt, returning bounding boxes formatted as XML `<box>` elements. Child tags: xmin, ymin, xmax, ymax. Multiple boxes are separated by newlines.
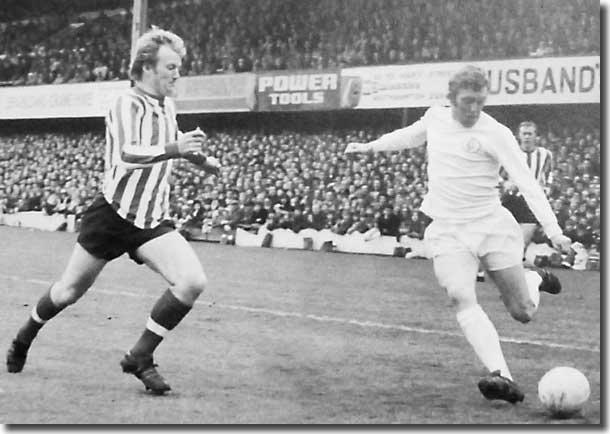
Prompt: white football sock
<box><xmin>524</xmin><ymin>269</ymin><xmax>542</xmax><ymax>311</ymax></box>
<box><xmin>457</xmin><ymin>304</ymin><xmax>512</xmax><ymax>380</ymax></box>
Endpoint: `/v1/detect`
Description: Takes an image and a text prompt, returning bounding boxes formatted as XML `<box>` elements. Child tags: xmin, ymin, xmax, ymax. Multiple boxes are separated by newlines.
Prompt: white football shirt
<box><xmin>365</xmin><ymin>106</ymin><xmax>562</xmax><ymax>239</ymax></box>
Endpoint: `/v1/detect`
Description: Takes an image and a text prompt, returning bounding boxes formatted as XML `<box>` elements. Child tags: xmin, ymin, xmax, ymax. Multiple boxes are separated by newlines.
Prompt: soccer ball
<box><xmin>538</xmin><ymin>367</ymin><xmax>590</xmax><ymax>418</ymax></box>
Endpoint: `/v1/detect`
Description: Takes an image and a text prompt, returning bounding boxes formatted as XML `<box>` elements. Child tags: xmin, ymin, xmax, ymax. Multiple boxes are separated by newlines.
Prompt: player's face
<box><xmin>452</xmin><ymin>87</ymin><xmax>488</xmax><ymax>128</ymax></box>
<box><xmin>518</xmin><ymin>126</ymin><xmax>537</xmax><ymax>151</ymax></box>
<box><xmin>149</xmin><ymin>44</ymin><xmax>181</xmax><ymax>97</ymax></box>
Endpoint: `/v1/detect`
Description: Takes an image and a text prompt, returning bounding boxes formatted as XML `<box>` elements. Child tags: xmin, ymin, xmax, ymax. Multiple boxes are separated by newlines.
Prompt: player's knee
<box><xmin>174</xmin><ymin>271</ymin><xmax>207</xmax><ymax>300</ymax></box>
<box><xmin>446</xmin><ymin>286</ymin><xmax>476</xmax><ymax>310</ymax></box>
<box><xmin>508</xmin><ymin>303</ymin><xmax>534</xmax><ymax>323</ymax></box>
<box><xmin>51</xmin><ymin>282</ymin><xmax>87</xmax><ymax>307</ymax></box>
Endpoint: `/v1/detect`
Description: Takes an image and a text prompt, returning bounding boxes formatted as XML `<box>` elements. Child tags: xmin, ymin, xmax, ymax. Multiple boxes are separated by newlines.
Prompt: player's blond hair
<box><xmin>519</xmin><ymin>121</ymin><xmax>538</xmax><ymax>132</ymax></box>
<box><xmin>130</xmin><ymin>27</ymin><xmax>186</xmax><ymax>81</ymax></box>
<box><xmin>447</xmin><ymin>65</ymin><xmax>489</xmax><ymax>104</ymax></box>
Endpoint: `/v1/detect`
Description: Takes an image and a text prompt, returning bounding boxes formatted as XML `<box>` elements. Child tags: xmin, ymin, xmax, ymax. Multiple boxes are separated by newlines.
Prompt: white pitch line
<box><xmin>2</xmin><ymin>274</ymin><xmax>600</xmax><ymax>353</ymax></box>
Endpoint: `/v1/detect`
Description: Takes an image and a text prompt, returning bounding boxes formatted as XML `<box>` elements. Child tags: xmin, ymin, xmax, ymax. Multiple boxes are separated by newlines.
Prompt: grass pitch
<box><xmin>0</xmin><ymin>226</ymin><xmax>601</xmax><ymax>424</ymax></box>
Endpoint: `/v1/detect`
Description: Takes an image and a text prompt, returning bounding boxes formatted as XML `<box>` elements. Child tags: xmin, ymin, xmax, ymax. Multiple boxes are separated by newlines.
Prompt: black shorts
<box><xmin>501</xmin><ymin>192</ymin><xmax>538</xmax><ymax>224</ymax></box>
<box><xmin>77</xmin><ymin>195</ymin><xmax>175</xmax><ymax>263</ymax></box>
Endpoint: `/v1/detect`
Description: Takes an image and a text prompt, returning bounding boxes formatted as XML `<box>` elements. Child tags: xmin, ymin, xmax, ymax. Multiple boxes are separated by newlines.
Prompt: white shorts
<box><xmin>424</xmin><ymin>207</ymin><xmax>523</xmax><ymax>271</ymax></box>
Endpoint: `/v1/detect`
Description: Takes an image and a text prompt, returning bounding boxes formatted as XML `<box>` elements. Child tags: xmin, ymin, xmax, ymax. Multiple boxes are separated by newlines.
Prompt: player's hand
<box><xmin>191</xmin><ymin>127</ymin><xmax>206</xmax><ymax>140</ymax></box>
<box><xmin>550</xmin><ymin>234</ymin><xmax>572</xmax><ymax>253</ymax></box>
<box><xmin>201</xmin><ymin>155</ymin><xmax>221</xmax><ymax>176</ymax></box>
<box><xmin>177</xmin><ymin>128</ymin><xmax>206</xmax><ymax>154</ymax></box>
<box><xmin>344</xmin><ymin>142</ymin><xmax>370</xmax><ymax>154</ymax></box>
<box><xmin>185</xmin><ymin>153</ymin><xmax>220</xmax><ymax>176</ymax></box>
<box><xmin>502</xmin><ymin>180</ymin><xmax>518</xmax><ymax>193</ymax></box>
<box><xmin>176</xmin><ymin>133</ymin><xmax>204</xmax><ymax>154</ymax></box>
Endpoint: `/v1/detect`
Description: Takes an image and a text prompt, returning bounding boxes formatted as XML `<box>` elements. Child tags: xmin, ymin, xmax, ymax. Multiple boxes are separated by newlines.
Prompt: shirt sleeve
<box><xmin>543</xmin><ymin>149</ymin><xmax>554</xmax><ymax>186</ymax></box>
<box><xmin>491</xmin><ymin>128</ymin><xmax>562</xmax><ymax>239</ymax></box>
<box><xmin>114</xmin><ymin>94</ymin><xmax>178</xmax><ymax>169</ymax></box>
<box><xmin>367</xmin><ymin>110</ymin><xmax>428</xmax><ymax>152</ymax></box>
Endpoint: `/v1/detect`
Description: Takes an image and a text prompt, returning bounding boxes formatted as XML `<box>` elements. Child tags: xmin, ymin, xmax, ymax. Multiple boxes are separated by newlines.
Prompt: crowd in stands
<box><xmin>0</xmin><ymin>132</ymin><xmax>103</xmax><ymax>218</ymax></box>
<box><xmin>0</xmin><ymin>121</ymin><xmax>601</xmax><ymax>253</ymax></box>
<box><xmin>0</xmin><ymin>0</ymin><xmax>600</xmax><ymax>85</ymax></box>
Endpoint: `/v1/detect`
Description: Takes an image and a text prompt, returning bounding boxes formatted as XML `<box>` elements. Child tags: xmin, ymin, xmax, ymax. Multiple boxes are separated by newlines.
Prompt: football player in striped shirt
<box><xmin>345</xmin><ymin>66</ymin><xmax>572</xmax><ymax>404</ymax></box>
<box><xmin>6</xmin><ymin>28</ymin><xmax>219</xmax><ymax>395</ymax></box>
<box><xmin>501</xmin><ymin>121</ymin><xmax>554</xmax><ymax>250</ymax></box>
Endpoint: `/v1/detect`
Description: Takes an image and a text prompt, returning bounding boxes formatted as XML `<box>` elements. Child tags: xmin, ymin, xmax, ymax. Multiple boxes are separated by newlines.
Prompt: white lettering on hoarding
<box><xmin>258</xmin><ymin>73</ymin><xmax>338</xmax><ymax>106</ymax></box>
<box><xmin>258</xmin><ymin>73</ymin><xmax>337</xmax><ymax>92</ymax></box>
<box><xmin>268</xmin><ymin>92</ymin><xmax>325</xmax><ymax>105</ymax></box>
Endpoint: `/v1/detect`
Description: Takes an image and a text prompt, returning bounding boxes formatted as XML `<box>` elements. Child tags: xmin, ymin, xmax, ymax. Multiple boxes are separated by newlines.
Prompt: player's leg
<box><xmin>432</xmin><ymin>253</ymin><xmax>514</xmax><ymax>383</ymax></box>
<box><xmin>427</xmin><ymin>215</ymin><xmax>524</xmax><ymax>403</ymax></box>
<box><xmin>520</xmin><ymin>223</ymin><xmax>537</xmax><ymax>260</ymax></box>
<box><xmin>131</xmin><ymin>230</ymin><xmax>207</xmax><ymax>352</ymax></box>
<box><xmin>520</xmin><ymin>223</ymin><xmax>537</xmax><ymax>247</ymax></box>
<box><xmin>120</xmin><ymin>230</ymin><xmax>207</xmax><ymax>393</ymax></box>
<box><xmin>7</xmin><ymin>243</ymin><xmax>107</xmax><ymax>373</ymax></box>
<box><xmin>486</xmin><ymin>264</ymin><xmax>561</xmax><ymax>321</ymax></box>
<box><xmin>482</xmin><ymin>210</ymin><xmax>561</xmax><ymax>323</ymax></box>
<box><xmin>486</xmin><ymin>265</ymin><xmax>538</xmax><ymax>323</ymax></box>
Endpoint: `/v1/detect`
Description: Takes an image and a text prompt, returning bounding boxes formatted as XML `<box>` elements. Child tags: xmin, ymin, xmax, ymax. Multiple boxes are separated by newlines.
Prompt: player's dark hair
<box><xmin>130</xmin><ymin>27</ymin><xmax>186</xmax><ymax>81</ymax></box>
<box><xmin>447</xmin><ymin>65</ymin><xmax>489</xmax><ymax>104</ymax></box>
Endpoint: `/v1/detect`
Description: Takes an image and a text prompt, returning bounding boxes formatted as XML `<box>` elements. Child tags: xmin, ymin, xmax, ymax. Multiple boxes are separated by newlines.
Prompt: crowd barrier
<box><xmin>0</xmin><ymin>212</ymin><xmax>75</xmax><ymax>232</ymax></box>
<box><xmin>235</xmin><ymin>226</ymin><xmax>429</xmax><ymax>257</ymax></box>
<box><xmin>234</xmin><ymin>226</ymin><xmax>597</xmax><ymax>270</ymax></box>
<box><xmin>1</xmin><ymin>213</ymin><xmax>595</xmax><ymax>270</ymax></box>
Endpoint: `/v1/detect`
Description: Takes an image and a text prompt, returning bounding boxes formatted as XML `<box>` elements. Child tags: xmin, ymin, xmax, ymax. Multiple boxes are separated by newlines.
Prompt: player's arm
<box><xmin>542</xmin><ymin>150</ymin><xmax>554</xmax><ymax>190</ymax></box>
<box><xmin>115</xmin><ymin>95</ymin><xmax>204</xmax><ymax>169</ymax></box>
<box><xmin>345</xmin><ymin>117</ymin><xmax>427</xmax><ymax>154</ymax></box>
<box><xmin>498</xmin><ymin>166</ymin><xmax>517</xmax><ymax>193</ymax></box>
<box><xmin>493</xmin><ymin>130</ymin><xmax>570</xmax><ymax>251</ymax></box>
<box><xmin>166</xmin><ymin>98</ymin><xmax>219</xmax><ymax>174</ymax></box>
<box><xmin>176</xmin><ymin>128</ymin><xmax>221</xmax><ymax>175</ymax></box>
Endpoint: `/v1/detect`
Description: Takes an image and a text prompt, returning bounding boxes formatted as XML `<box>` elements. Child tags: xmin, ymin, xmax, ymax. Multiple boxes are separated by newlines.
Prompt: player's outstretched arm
<box><xmin>493</xmin><ymin>128</ymin><xmax>567</xmax><ymax>245</ymax></box>
<box><xmin>344</xmin><ymin>118</ymin><xmax>427</xmax><ymax>154</ymax></box>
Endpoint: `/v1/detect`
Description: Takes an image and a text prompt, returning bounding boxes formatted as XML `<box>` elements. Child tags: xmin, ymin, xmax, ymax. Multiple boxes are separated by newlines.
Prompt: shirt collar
<box><xmin>133</xmin><ymin>85</ymin><xmax>165</xmax><ymax>106</ymax></box>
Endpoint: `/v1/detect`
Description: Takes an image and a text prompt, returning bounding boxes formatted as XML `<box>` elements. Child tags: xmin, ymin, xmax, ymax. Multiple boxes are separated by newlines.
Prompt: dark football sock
<box><xmin>130</xmin><ymin>289</ymin><xmax>192</xmax><ymax>357</ymax></box>
<box><xmin>15</xmin><ymin>318</ymin><xmax>43</xmax><ymax>346</ymax></box>
<box><xmin>16</xmin><ymin>287</ymin><xmax>66</xmax><ymax>345</ymax></box>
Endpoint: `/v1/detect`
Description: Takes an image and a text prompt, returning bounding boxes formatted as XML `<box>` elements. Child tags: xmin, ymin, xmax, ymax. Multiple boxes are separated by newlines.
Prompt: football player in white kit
<box><xmin>345</xmin><ymin>65</ymin><xmax>572</xmax><ymax>404</ymax></box>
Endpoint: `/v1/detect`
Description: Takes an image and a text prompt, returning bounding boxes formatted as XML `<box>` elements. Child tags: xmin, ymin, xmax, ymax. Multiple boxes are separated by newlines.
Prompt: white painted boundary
<box><xmin>1</xmin><ymin>274</ymin><xmax>599</xmax><ymax>353</ymax></box>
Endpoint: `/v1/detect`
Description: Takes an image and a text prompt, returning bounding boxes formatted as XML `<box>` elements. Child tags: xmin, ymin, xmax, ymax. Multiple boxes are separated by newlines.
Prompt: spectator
<box><xmin>331</xmin><ymin>209</ymin><xmax>354</xmax><ymax>235</ymax></box>
<box><xmin>291</xmin><ymin>207</ymin><xmax>310</xmax><ymax>233</ymax></box>
<box><xmin>0</xmin><ymin>114</ymin><xmax>600</xmax><ymax>257</ymax></box>
<box><xmin>249</xmin><ymin>201</ymin><xmax>269</xmax><ymax>231</ymax></box>
<box><xmin>306</xmin><ymin>202</ymin><xmax>327</xmax><ymax>231</ymax></box>
<box><xmin>377</xmin><ymin>205</ymin><xmax>401</xmax><ymax>238</ymax></box>
<box><xmin>0</xmin><ymin>0</ymin><xmax>599</xmax><ymax>85</ymax></box>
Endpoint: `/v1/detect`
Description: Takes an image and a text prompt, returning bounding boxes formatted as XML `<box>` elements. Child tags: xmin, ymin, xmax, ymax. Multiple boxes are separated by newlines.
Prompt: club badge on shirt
<box><xmin>465</xmin><ymin>138</ymin><xmax>482</xmax><ymax>154</ymax></box>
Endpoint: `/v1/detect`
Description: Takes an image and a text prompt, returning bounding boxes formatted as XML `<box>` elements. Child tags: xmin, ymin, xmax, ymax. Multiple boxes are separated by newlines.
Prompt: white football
<box><xmin>538</xmin><ymin>367</ymin><xmax>590</xmax><ymax>418</ymax></box>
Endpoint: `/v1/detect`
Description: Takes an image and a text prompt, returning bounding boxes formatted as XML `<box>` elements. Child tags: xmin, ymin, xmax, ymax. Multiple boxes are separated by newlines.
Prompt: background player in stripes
<box><xmin>6</xmin><ymin>28</ymin><xmax>220</xmax><ymax>395</ymax></box>
<box><xmin>501</xmin><ymin>121</ymin><xmax>554</xmax><ymax>251</ymax></box>
<box><xmin>345</xmin><ymin>66</ymin><xmax>572</xmax><ymax>404</ymax></box>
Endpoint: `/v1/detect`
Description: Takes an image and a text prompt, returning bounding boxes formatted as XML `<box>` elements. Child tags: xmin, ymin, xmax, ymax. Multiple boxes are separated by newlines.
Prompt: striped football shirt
<box><xmin>521</xmin><ymin>147</ymin><xmax>553</xmax><ymax>187</ymax></box>
<box><xmin>103</xmin><ymin>86</ymin><xmax>180</xmax><ymax>229</ymax></box>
